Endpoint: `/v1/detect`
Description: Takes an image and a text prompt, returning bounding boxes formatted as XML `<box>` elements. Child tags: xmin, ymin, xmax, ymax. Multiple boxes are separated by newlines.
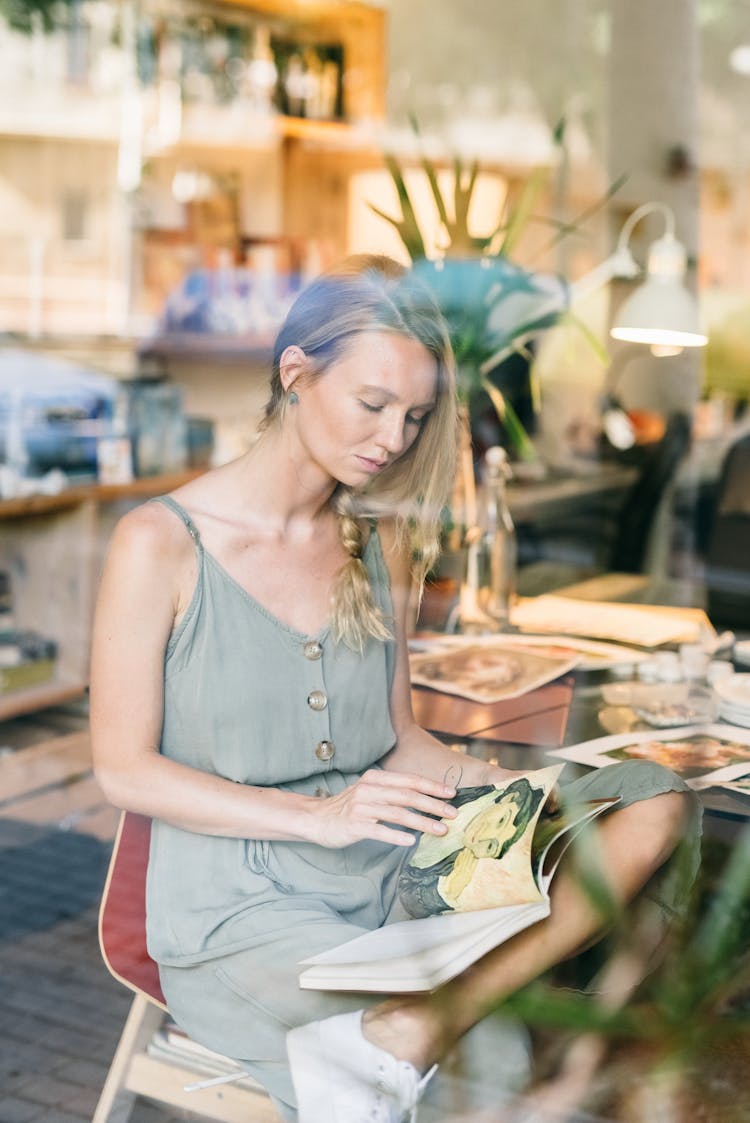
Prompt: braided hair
<box><xmin>260</xmin><ymin>255</ymin><xmax>457</xmax><ymax>651</ymax></box>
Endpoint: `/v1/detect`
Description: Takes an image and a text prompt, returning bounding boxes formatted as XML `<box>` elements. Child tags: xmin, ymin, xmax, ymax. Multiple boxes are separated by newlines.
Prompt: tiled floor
<box><xmin>0</xmin><ymin>703</ymin><xmax>207</xmax><ymax>1123</ymax></box>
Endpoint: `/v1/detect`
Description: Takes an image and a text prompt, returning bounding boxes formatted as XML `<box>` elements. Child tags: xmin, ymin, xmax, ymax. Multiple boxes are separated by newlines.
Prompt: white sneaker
<box><xmin>287</xmin><ymin>1010</ymin><xmax>437</xmax><ymax>1123</ymax></box>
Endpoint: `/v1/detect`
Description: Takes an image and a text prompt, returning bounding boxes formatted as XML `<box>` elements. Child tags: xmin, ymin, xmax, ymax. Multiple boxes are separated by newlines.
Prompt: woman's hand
<box><xmin>309</xmin><ymin>770</ymin><xmax>457</xmax><ymax>849</ymax></box>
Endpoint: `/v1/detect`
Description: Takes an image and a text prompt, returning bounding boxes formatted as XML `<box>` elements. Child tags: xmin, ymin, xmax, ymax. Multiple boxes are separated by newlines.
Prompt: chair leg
<box><xmin>93</xmin><ymin>991</ymin><xmax>165</xmax><ymax>1123</ymax></box>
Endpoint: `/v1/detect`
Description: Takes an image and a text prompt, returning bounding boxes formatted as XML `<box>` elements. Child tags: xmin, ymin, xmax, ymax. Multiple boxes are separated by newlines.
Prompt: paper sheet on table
<box><xmin>511</xmin><ymin>596</ymin><xmax>714</xmax><ymax>648</ymax></box>
<box><xmin>550</xmin><ymin>724</ymin><xmax>750</xmax><ymax>787</ymax></box>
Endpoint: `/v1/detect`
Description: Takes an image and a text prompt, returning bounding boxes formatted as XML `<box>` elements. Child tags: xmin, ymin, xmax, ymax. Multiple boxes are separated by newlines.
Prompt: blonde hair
<box><xmin>261</xmin><ymin>254</ymin><xmax>458</xmax><ymax>650</ymax></box>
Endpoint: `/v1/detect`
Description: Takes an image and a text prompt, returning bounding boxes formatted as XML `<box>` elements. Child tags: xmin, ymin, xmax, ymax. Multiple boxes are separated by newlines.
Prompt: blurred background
<box><xmin>4</xmin><ymin>0</ymin><xmax>750</xmax><ymax>708</ymax></box>
<box><xmin>4</xmin><ymin>8</ymin><xmax>750</xmax><ymax>1122</ymax></box>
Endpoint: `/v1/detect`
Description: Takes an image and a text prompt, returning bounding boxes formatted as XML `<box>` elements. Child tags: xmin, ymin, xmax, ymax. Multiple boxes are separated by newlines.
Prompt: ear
<box><xmin>279</xmin><ymin>346</ymin><xmax>307</xmax><ymax>393</ymax></box>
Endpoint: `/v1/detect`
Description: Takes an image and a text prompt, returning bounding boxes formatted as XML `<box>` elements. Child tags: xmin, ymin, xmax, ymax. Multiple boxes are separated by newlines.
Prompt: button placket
<box><xmin>302</xmin><ymin>638</ymin><xmax>334</xmax><ymax>765</ymax></box>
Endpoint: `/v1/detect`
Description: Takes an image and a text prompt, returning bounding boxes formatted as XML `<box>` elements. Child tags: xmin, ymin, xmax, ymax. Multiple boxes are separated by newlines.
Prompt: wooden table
<box><xmin>418</xmin><ymin>655</ymin><xmax>750</xmax><ymax>831</ymax></box>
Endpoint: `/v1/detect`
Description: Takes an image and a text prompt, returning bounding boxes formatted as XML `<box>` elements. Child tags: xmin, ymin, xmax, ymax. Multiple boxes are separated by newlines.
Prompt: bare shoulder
<box><xmin>94</xmin><ymin>498</ymin><xmax>198</xmax><ymax>634</ymax></box>
<box><xmin>108</xmin><ymin>499</ymin><xmax>194</xmax><ymax>573</ymax></box>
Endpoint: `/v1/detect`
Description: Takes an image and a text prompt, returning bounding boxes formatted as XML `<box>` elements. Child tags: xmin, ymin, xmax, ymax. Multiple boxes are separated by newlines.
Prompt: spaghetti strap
<box><xmin>151</xmin><ymin>495</ymin><xmax>202</xmax><ymax>547</ymax></box>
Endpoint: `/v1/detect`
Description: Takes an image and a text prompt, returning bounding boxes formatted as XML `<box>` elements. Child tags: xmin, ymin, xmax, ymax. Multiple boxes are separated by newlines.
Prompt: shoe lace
<box><xmin>406</xmin><ymin>1064</ymin><xmax>438</xmax><ymax>1122</ymax></box>
<box><xmin>372</xmin><ymin>1062</ymin><xmax>438</xmax><ymax>1123</ymax></box>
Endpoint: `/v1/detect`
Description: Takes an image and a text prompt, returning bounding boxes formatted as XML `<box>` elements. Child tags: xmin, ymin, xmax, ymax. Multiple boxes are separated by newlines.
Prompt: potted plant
<box><xmin>493</xmin><ymin>823</ymin><xmax>750</xmax><ymax>1121</ymax></box>
<box><xmin>371</xmin><ymin>125</ymin><xmax>619</xmax><ymax>625</ymax></box>
<box><xmin>370</xmin><ymin>122</ymin><xmax>618</xmax><ymax>469</ymax></box>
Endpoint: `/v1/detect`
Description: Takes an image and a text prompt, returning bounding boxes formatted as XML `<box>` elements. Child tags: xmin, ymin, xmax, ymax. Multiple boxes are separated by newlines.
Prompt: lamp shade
<box><xmin>611</xmin><ymin>279</ymin><xmax>707</xmax><ymax>350</ymax></box>
<box><xmin>610</xmin><ymin>231</ymin><xmax>707</xmax><ymax>355</ymax></box>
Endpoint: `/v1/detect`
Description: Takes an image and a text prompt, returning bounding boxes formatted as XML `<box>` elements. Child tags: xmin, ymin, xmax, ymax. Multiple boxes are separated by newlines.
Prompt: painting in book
<box><xmin>398</xmin><ymin>774</ymin><xmax>551</xmax><ymax>916</ymax></box>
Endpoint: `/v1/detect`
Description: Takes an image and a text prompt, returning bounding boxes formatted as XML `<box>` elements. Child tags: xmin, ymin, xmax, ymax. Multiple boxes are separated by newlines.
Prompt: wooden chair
<box><xmin>95</xmin><ymin>811</ymin><xmax>281</xmax><ymax>1123</ymax></box>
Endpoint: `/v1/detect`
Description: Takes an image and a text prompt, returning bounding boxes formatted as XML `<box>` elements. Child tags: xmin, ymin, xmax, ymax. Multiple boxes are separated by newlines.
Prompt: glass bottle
<box><xmin>480</xmin><ymin>445</ymin><xmax>516</xmax><ymax>628</ymax></box>
<box><xmin>448</xmin><ymin>445</ymin><xmax>516</xmax><ymax>634</ymax></box>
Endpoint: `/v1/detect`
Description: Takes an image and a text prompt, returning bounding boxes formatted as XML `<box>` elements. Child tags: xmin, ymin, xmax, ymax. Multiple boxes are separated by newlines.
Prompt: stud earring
<box><xmin>288</xmin><ymin>390</ymin><xmax>299</xmax><ymax>404</ymax></box>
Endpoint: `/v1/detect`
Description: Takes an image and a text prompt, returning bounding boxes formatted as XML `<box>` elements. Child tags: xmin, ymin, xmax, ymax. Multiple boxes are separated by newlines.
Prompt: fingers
<box><xmin>361</xmin><ymin>768</ymin><xmax>456</xmax><ymax>802</ymax></box>
<box><xmin>355</xmin><ymin>771</ymin><xmax>457</xmax><ymax>834</ymax></box>
<box><xmin>317</xmin><ymin>770</ymin><xmax>459</xmax><ymax>849</ymax></box>
<box><xmin>364</xmin><ymin>823</ymin><xmax>422</xmax><ymax>847</ymax></box>
<box><xmin>366</xmin><ymin>800</ymin><xmax>450</xmax><ymax>837</ymax></box>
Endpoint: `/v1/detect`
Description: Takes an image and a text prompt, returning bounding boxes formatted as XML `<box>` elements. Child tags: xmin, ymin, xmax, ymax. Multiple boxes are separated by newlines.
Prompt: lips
<box><xmin>356</xmin><ymin>455</ymin><xmax>388</xmax><ymax>474</ymax></box>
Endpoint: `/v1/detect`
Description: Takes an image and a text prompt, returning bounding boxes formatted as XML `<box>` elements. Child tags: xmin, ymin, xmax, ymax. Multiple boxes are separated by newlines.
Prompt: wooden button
<box><xmin>307</xmin><ymin>690</ymin><xmax>328</xmax><ymax>711</ymax></box>
<box><xmin>315</xmin><ymin>740</ymin><xmax>335</xmax><ymax>761</ymax></box>
<box><xmin>303</xmin><ymin>641</ymin><xmax>323</xmax><ymax>660</ymax></box>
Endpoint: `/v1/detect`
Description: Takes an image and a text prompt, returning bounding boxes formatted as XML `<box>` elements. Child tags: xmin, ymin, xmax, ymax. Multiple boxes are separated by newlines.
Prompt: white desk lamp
<box><xmin>573</xmin><ymin>200</ymin><xmax>708</xmax><ymax>358</ymax></box>
<box><xmin>587</xmin><ymin>202</ymin><xmax>709</xmax><ymax>448</ymax></box>
<box><xmin>479</xmin><ymin>200</ymin><xmax>707</xmax><ymax>377</ymax></box>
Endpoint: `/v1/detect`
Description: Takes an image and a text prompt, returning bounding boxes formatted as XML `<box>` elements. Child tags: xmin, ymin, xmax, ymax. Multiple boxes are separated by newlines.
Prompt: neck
<box><xmin>236</xmin><ymin>425</ymin><xmax>339</xmax><ymax>535</ymax></box>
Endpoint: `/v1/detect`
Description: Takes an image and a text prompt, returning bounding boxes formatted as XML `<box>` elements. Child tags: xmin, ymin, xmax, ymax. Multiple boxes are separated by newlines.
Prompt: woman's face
<box><xmin>463</xmin><ymin>794</ymin><xmax>522</xmax><ymax>858</ymax></box>
<box><xmin>286</xmin><ymin>330</ymin><xmax>438</xmax><ymax>488</ymax></box>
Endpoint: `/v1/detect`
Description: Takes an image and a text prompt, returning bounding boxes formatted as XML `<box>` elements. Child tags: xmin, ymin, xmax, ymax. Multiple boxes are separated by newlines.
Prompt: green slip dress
<box><xmin>148</xmin><ymin>495</ymin><xmax>701</xmax><ymax>1121</ymax></box>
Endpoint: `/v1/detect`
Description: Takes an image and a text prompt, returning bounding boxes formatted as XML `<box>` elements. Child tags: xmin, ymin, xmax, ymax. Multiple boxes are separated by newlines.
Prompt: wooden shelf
<box><xmin>0</xmin><ymin>471</ymin><xmax>203</xmax><ymax>521</ymax></box>
<box><xmin>138</xmin><ymin>333</ymin><xmax>277</xmax><ymax>363</ymax></box>
<box><xmin>91</xmin><ymin>470</ymin><xmax>205</xmax><ymax>503</ymax></box>
<box><xmin>0</xmin><ymin>469</ymin><xmax>207</xmax><ymax>721</ymax></box>
<box><xmin>279</xmin><ymin>115</ymin><xmax>365</xmax><ymax>144</ymax></box>
<box><xmin>157</xmin><ymin>113</ymin><xmax>365</xmax><ymax>153</ymax></box>
<box><xmin>0</xmin><ymin>679</ymin><xmax>87</xmax><ymax>722</ymax></box>
<box><xmin>0</xmin><ymin>490</ymin><xmax>92</xmax><ymax>520</ymax></box>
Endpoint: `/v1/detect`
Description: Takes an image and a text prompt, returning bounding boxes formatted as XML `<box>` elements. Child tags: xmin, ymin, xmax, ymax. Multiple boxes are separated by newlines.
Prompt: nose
<box><xmin>375</xmin><ymin>410</ymin><xmax>408</xmax><ymax>456</ymax></box>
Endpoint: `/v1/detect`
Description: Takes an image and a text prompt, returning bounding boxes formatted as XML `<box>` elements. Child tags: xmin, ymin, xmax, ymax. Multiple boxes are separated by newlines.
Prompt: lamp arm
<box><xmin>569</xmin><ymin>201</ymin><xmax>677</xmax><ymax>304</ymax></box>
<box><xmin>568</xmin><ymin>246</ymin><xmax>640</xmax><ymax>303</ymax></box>
<box><xmin>616</xmin><ymin>201</ymin><xmax>675</xmax><ymax>254</ymax></box>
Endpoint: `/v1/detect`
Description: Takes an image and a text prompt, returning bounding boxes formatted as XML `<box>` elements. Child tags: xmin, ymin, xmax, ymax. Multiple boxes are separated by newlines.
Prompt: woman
<box><xmin>90</xmin><ymin>255</ymin><xmax>697</xmax><ymax>1123</ymax></box>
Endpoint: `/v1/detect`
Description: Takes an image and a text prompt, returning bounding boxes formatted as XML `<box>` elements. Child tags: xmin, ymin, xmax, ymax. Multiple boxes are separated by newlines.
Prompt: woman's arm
<box><xmin>377</xmin><ymin>521</ymin><xmax>527</xmax><ymax>789</ymax></box>
<box><xmin>90</xmin><ymin>503</ymin><xmax>456</xmax><ymax>848</ymax></box>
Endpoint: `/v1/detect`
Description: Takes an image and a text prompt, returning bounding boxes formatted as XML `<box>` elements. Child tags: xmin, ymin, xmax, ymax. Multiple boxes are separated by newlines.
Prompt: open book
<box><xmin>298</xmin><ymin>764</ymin><xmax>617</xmax><ymax>993</ymax></box>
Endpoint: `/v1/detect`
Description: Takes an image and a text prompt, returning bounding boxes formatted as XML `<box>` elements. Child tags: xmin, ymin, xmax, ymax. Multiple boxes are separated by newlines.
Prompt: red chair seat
<box><xmin>99</xmin><ymin>812</ymin><xmax>166</xmax><ymax>1008</ymax></box>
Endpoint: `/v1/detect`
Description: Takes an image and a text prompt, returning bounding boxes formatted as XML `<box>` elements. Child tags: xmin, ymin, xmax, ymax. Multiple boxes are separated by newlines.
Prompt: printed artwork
<box><xmin>552</xmin><ymin>723</ymin><xmax>750</xmax><ymax>790</ymax></box>
<box><xmin>601</xmin><ymin>733</ymin><xmax>750</xmax><ymax>779</ymax></box>
<box><xmin>409</xmin><ymin>643</ymin><xmax>576</xmax><ymax>703</ymax></box>
<box><xmin>398</xmin><ymin>768</ymin><xmax>559</xmax><ymax>916</ymax></box>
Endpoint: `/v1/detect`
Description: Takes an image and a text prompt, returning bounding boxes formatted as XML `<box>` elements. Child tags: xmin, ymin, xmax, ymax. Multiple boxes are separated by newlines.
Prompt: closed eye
<box><xmin>358</xmin><ymin>400</ymin><xmax>431</xmax><ymax>425</ymax></box>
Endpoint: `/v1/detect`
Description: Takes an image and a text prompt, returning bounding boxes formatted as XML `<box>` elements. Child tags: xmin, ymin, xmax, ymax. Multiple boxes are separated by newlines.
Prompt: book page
<box><xmin>534</xmin><ymin>798</ymin><xmax>620</xmax><ymax>887</ymax></box>
<box><xmin>398</xmin><ymin>764</ymin><xmax>563</xmax><ymax>916</ymax></box>
<box><xmin>299</xmin><ymin>899</ymin><xmax>549</xmax><ymax>992</ymax></box>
